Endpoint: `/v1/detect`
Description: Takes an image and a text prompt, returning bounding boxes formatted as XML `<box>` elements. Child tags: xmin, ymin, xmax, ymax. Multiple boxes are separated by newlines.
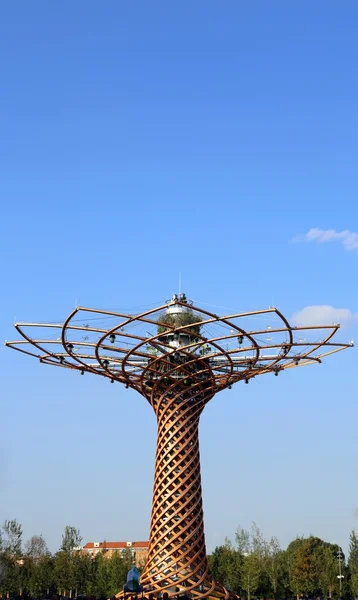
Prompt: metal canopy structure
<box><xmin>5</xmin><ymin>295</ymin><xmax>353</xmax><ymax>600</ymax></box>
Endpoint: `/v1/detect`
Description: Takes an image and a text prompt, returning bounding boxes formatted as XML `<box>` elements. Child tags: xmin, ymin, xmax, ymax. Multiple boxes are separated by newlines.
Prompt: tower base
<box><xmin>115</xmin><ymin>573</ymin><xmax>235</xmax><ymax>600</ymax></box>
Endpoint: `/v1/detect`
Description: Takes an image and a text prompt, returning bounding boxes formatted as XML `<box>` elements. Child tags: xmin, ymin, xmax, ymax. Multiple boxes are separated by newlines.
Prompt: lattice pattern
<box><xmin>5</xmin><ymin>298</ymin><xmax>353</xmax><ymax>599</ymax></box>
<box><xmin>140</xmin><ymin>388</ymin><xmax>221</xmax><ymax>597</ymax></box>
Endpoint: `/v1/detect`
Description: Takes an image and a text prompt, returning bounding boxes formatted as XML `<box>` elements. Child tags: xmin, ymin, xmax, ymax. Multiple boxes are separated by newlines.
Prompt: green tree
<box><xmin>25</xmin><ymin>534</ymin><xmax>49</xmax><ymax>559</ymax></box>
<box><xmin>287</xmin><ymin>537</ymin><xmax>322</xmax><ymax>599</ymax></box>
<box><xmin>234</xmin><ymin>524</ymin><xmax>272</xmax><ymax>598</ymax></box>
<box><xmin>315</xmin><ymin>543</ymin><xmax>339</xmax><ymax>599</ymax></box>
<box><xmin>108</xmin><ymin>551</ymin><xmax>132</xmax><ymax>596</ymax></box>
<box><xmin>17</xmin><ymin>556</ymin><xmax>33</xmax><ymax>596</ymax></box>
<box><xmin>208</xmin><ymin>545</ymin><xmax>228</xmax><ymax>585</ymax></box>
<box><xmin>208</xmin><ymin>540</ymin><xmax>242</xmax><ymax>593</ymax></box>
<box><xmin>92</xmin><ymin>551</ymin><xmax>110</xmax><ymax>598</ymax></box>
<box><xmin>16</xmin><ymin>534</ymin><xmax>52</xmax><ymax>597</ymax></box>
<box><xmin>0</xmin><ymin>520</ymin><xmax>23</xmax><ymax>597</ymax></box>
<box><xmin>157</xmin><ymin>308</ymin><xmax>202</xmax><ymax>335</ymax></box>
<box><xmin>235</xmin><ymin>527</ymin><xmax>250</xmax><ymax>555</ymax></box>
<box><xmin>54</xmin><ymin>550</ymin><xmax>75</xmax><ymax>596</ymax></box>
<box><xmin>2</xmin><ymin>520</ymin><xmax>23</xmax><ymax>556</ymax></box>
<box><xmin>61</xmin><ymin>525</ymin><xmax>83</xmax><ymax>554</ymax></box>
<box><xmin>250</xmin><ymin>523</ymin><xmax>271</xmax><ymax>597</ymax></box>
<box><xmin>240</xmin><ymin>553</ymin><xmax>260</xmax><ymax>600</ymax></box>
<box><xmin>275</xmin><ymin>549</ymin><xmax>291</xmax><ymax>598</ymax></box>
<box><xmin>265</xmin><ymin>536</ymin><xmax>282</xmax><ymax>599</ymax></box>
<box><xmin>349</xmin><ymin>530</ymin><xmax>358</xmax><ymax>598</ymax></box>
<box><xmin>36</xmin><ymin>554</ymin><xmax>56</xmax><ymax>596</ymax></box>
<box><xmin>72</xmin><ymin>551</ymin><xmax>92</xmax><ymax>596</ymax></box>
<box><xmin>0</xmin><ymin>553</ymin><xmax>13</xmax><ymax>597</ymax></box>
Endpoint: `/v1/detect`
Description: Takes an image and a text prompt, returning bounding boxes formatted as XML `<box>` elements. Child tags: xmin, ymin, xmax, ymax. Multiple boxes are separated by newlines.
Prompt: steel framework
<box><xmin>5</xmin><ymin>295</ymin><xmax>353</xmax><ymax>600</ymax></box>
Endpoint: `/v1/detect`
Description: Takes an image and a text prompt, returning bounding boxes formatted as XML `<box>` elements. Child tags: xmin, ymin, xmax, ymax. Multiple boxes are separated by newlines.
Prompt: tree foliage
<box><xmin>208</xmin><ymin>540</ymin><xmax>242</xmax><ymax>592</ymax></box>
<box><xmin>61</xmin><ymin>526</ymin><xmax>83</xmax><ymax>555</ymax></box>
<box><xmin>266</xmin><ymin>536</ymin><xmax>284</xmax><ymax>598</ymax></box>
<box><xmin>209</xmin><ymin>527</ymin><xmax>352</xmax><ymax>600</ymax></box>
<box><xmin>0</xmin><ymin>521</ymin><xmax>138</xmax><ymax>599</ymax></box>
<box><xmin>288</xmin><ymin>537</ymin><xmax>319</xmax><ymax>597</ymax></box>
<box><xmin>349</xmin><ymin>530</ymin><xmax>358</xmax><ymax>597</ymax></box>
<box><xmin>315</xmin><ymin>543</ymin><xmax>340</xmax><ymax>599</ymax></box>
<box><xmin>157</xmin><ymin>309</ymin><xmax>202</xmax><ymax>335</ymax></box>
<box><xmin>25</xmin><ymin>535</ymin><xmax>49</xmax><ymax>560</ymax></box>
<box><xmin>1</xmin><ymin>519</ymin><xmax>358</xmax><ymax>599</ymax></box>
<box><xmin>2</xmin><ymin>520</ymin><xmax>23</xmax><ymax>556</ymax></box>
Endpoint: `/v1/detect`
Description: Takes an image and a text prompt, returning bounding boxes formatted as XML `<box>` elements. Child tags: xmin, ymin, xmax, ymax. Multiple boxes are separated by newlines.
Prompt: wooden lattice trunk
<box><xmin>140</xmin><ymin>391</ymin><xmax>227</xmax><ymax>598</ymax></box>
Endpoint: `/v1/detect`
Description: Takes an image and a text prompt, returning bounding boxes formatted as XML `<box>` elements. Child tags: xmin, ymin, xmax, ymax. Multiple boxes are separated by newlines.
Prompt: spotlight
<box><xmin>110</xmin><ymin>378</ymin><xmax>114</xmax><ymax>383</ymax></box>
<box><xmin>80</xmin><ymin>369</ymin><xmax>84</xmax><ymax>375</ymax></box>
<box><xmin>125</xmin><ymin>383</ymin><xmax>129</xmax><ymax>389</ymax></box>
<box><xmin>245</xmin><ymin>378</ymin><xmax>249</xmax><ymax>384</ymax></box>
<box><xmin>109</xmin><ymin>333</ymin><xmax>116</xmax><ymax>344</ymax></box>
<box><xmin>103</xmin><ymin>359</ymin><xmax>109</xmax><ymax>369</ymax></box>
<box><xmin>59</xmin><ymin>356</ymin><xmax>65</xmax><ymax>364</ymax></box>
<box><xmin>238</xmin><ymin>335</ymin><xmax>243</xmax><ymax>345</ymax></box>
<box><xmin>67</xmin><ymin>343</ymin><xmax>74</xmax><ymax>352</ymax></box>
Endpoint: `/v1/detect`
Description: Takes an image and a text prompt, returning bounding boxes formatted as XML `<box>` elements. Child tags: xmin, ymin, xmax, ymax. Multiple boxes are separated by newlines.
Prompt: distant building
<box><xmin>82</xmin><ymin>541</ymin><xmax>149</xmax><ymax>567</ymax></box>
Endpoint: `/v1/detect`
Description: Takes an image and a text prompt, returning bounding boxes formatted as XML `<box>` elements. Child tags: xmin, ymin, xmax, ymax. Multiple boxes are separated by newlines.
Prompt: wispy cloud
<box><xmin>291</xmin><ymin>305</ymin><xmax>358</xmax><ymax>328</ymax></box>
<box><xmin>294</xmin><ymin>228</ymin><xmax>358</xmax><ymax>251</ymax></box>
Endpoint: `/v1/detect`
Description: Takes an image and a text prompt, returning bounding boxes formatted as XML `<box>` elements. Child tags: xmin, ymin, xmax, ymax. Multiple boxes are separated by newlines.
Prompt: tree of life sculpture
<box><xmin>5</xmin><ymin>295</ymin><xmax>353</xmax><ymax>599</ymax></box>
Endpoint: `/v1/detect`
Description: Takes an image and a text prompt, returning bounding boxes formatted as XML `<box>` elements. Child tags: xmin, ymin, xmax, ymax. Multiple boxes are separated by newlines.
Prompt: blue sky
<box><xmin>1</xmin><ymin>1</ymin><xmax>357</xmax><ymax>554</ymax></box>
